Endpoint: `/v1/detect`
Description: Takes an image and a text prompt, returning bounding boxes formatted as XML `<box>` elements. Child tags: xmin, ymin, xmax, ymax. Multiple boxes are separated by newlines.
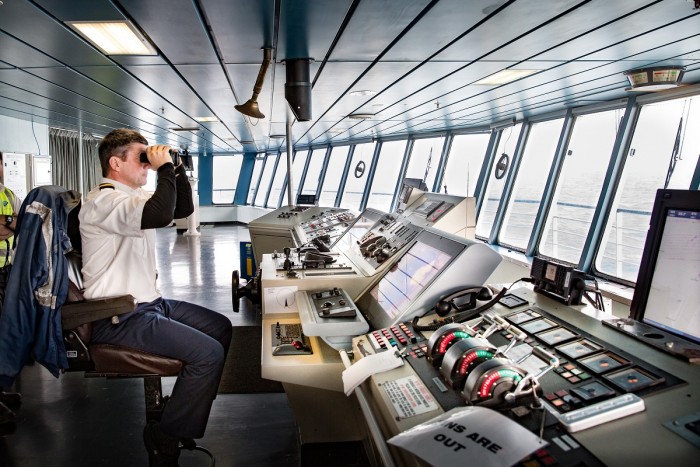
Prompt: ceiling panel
<box><xmin>119</xmin><ymin>0</ymin><xmax>219</xmax><ymax>65</ymax></box>
<box><xmin>0</xmin><ymin>0</ymin><xmax>698</xmax><ymax>154</ymax></box>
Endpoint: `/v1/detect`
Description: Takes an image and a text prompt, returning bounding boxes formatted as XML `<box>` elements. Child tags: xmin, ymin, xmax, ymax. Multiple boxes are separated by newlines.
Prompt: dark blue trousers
<box><xmin>91</xmin><ymin>298</ymin><xmax>232</xmax><ymax>439</ymax></box>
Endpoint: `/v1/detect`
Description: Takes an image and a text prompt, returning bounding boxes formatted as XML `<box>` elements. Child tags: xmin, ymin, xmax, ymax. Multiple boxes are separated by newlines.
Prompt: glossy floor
<box><xmin>0</xmin><ymin>224</ymin><xmax>301</xmax><ymax>467</ymax></box>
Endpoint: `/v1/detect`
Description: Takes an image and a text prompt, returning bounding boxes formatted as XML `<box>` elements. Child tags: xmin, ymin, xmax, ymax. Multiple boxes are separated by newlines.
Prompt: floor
<box><xmin>0</xmin><ymin>224</ymin><xmax>302</xmax><ymax>467</ymax></box>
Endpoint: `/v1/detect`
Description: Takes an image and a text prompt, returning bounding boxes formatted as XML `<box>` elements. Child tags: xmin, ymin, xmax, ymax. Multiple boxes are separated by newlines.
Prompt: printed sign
<box><xmin>388</xmin><ymin>406</ymin><xmax>547</xmax><ymax>467</ymax></box>
<box><xmin>383</xmin><ymin>376</ymin><xmax>439</xmax><ymax>418</ymax></box>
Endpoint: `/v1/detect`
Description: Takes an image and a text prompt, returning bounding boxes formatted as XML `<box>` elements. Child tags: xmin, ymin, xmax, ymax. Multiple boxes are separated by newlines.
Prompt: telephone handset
<box><xmin>434</xmin><ymin>286</ymin><xmax>493</xmax><ymax>317</ymax></box>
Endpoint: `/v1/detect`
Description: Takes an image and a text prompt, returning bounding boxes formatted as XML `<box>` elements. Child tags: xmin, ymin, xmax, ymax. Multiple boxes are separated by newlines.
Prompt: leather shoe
<box><xmin>143</xmin><ymin>421</ymin><xmax>180</xmax><ymax>467</ymax></box>
<box><xmin>0</xmin><ymin>402</ymin><xmax>15</xmax><ymax>425</ymax></box>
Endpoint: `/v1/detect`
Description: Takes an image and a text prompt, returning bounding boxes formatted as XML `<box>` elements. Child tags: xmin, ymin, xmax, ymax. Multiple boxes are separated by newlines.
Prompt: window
<box><xmin>288</xmin><ymin>150</ymin><xmax>309</xmax><ymax>203</ymax></box>
<box><xmin>267</xmin><ymin>152</ymin><xmax>288</xmax><ymax>208</ymax></box>
<box><xmin>442</xmin><ymin>133</ymin><xmax>490</xmax><ymax>197</ymax></box>
<box><xmin>319</xmin><ymin>146</ymin><xmax>350</xmax><ymax>207</ymax></box>
<box><xmin>300</xmin><ymin>149</ymin><xmax>326</xmax><ymax>196</ymax></box>
<box><xmin>476</xmin><ymin>124</ymin><xmax>522</xmax><ymax>239</ymax></box>
<box><xmin>405</xmin><ymin>137</ymin><xmax>445</xmax><ymax>191</ymax></box>
<box><xmin>366</xmin><ymin>140</ymin><xmax>406</xmax><ymax>212</ymax></box>
<box><xmin>212</xmin><ymin>155</ymin><xmax>242</xmax><ymax>204</ymax></box>
<box><xmin>246</xmin><ymin>156</ymin><xmax>264</xmax><ymax>205</ymax></box>
<box><xmin>340</xmin><ymin>142</ymin><xmax>374</xmax><ymax>210</ymax></box>
<box><xmin>595</xmin><ymin>95</ymin><xmax>700</xmax><ymax>282</ymax></box>
<box><xmin>254</xmin><ymin>153</ymin><xmax>277</xmax><ymax>206</ymax></box>
<box><xmin>539</xmin><ymin>108</ymin><xmax>622</xmax><ymax>264</ymax></box>
<box><xmin>499</xmin><ymin>119</ymin><xmax>564</xmax><ymax>250</ymax></box>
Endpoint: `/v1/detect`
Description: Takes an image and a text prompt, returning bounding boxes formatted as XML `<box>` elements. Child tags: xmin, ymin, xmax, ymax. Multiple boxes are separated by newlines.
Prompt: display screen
<box><xmin>641</xmin><ymin>208</ymin><xmax>700</xmax><ymax>343</ymax></box>
<box><xmin>367</xmin><ymin>241</ymin><xmax>452</xmax><ymax>320</ymax></box>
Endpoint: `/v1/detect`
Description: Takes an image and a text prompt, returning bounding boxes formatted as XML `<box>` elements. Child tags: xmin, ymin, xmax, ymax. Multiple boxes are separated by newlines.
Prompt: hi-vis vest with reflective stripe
<box><xmin>0</xmin><ymin>187</ymin><xmax>16</xmax><ymax>267</ymax></box>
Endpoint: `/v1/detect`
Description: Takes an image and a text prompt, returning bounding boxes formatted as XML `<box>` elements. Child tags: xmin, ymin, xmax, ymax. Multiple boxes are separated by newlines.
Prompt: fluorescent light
<box><xmin>67</xmin><ymin>21</ymin><xmax>157</xmax><ymax>55</ymax></box>
<box><xmin>475</xmin><ymin>69</ymin><xmax>538</xmax><ymax>85</ymax></box>
<box><xmin>170</xmin><ymin>127</ymin><xmax>200</xmax><ymax>132</ymax></box>
<box><xmin>348</xmin><ymin>113</ymin><xmax>374</xmax><ymax>120</ymax></box>
<box><xmin>349</xmin><ymin>90</ymin><xmax>377</xmax><ymax>97</ymax></box>
<box><xmin>194</xmin><ymin>116</ymin><xmax>218</xmax><ymax>122</ymax></box>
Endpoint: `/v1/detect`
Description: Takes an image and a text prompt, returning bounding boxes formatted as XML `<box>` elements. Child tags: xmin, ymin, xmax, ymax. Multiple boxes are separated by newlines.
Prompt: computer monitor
<box><xmin>630</xmin><ymin>189</ymin><xmax>700</xmax><ymax>344</ymax></box>
<box><xmin>398</xmin><ymin>178</ymin><xmax>429</xmax><ymax>204</ymax></box>
<box><xmin>357</xmin><ymin>229</ymin><xmax>502</xmax><ymax>329</ymax></box>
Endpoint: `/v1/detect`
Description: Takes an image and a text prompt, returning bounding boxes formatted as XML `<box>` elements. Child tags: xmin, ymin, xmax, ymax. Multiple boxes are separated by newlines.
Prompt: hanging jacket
<box><xmin>0</xmin><ymin>186</ymin><xmax>81</xmax><ymax>385</ymax></box>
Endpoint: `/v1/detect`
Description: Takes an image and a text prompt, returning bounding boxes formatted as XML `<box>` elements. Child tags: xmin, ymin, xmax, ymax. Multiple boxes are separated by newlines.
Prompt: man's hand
<box><xmin>144</xmin><ymin>145</ymin><xmax>173</xmax><ymax>170</ymax></box>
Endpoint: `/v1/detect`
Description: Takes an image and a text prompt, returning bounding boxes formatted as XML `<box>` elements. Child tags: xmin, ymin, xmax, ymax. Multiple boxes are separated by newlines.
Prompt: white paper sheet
<box><xmin>263</xmin><ymin>286</ymin><xmax>298</xmax><ymax>314</ymax></box>
<box><xmin>342</xmin><ymin>349</ymin><xmax>404</xmax><ymax>396</ymax></box>
<box><xmin>388</xmin><ymin>406</ymin><xmax>547</xmax><ymax>467</ymax></box>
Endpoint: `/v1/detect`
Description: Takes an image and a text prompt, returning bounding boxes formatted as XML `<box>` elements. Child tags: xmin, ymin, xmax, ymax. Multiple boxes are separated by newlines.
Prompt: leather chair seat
<box><xmin>89</xmin><ymin>343</ymin><xmax>182</xmax><ymax>376</ymax></box>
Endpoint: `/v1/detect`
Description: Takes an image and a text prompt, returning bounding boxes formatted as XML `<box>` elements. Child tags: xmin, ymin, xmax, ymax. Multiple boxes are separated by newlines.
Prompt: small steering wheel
<box><xmin>494</xmin><ymin>153</ymin><xmax>510</xmax><ymax>180</ymax></box>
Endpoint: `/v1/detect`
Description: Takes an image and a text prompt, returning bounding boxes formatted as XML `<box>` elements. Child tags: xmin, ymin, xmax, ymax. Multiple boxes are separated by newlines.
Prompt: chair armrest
<box><xmin>61</xmin><ymin>295</ymin><xmax>137</xmax><ymax>330</ymax></box>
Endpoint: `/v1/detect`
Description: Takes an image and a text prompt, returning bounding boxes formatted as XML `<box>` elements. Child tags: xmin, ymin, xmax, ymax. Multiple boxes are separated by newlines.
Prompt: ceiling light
<box><xmin>194</xmin><ymin>116</ymin><xmax>218</xmax><ymax>122</ymax></box>
<box><xmin>475</xmin><ymin>69</ymin><xmax>538</xmax><ymax>85</ymax></box>
<box><xmin>269</xmin><ymin>134</ymin><xmax>286</xmax><ymax>139</ymax></box>
<box><xmin>624</xmin><ymin>66</ymin><xmax>685</xmax><ymax>92</ymax></box>
<box><xmin>348</xmin><ymin>113</ymin><xmax>374</xmax><ymax>120</ymax></box>
<box><xmin>329</xmin><ymin>128</ymin><xmax>344</xmax><ymax>134</ymax></box>
<box><xmin>66</xmin><ymin>21</ymin><xmax>157</xmax><ymax>55</ymax></box>
<box><xmin>349</xmin><ymin>90</ymin><xmax>377</xmax><ymax>97</ymax></box>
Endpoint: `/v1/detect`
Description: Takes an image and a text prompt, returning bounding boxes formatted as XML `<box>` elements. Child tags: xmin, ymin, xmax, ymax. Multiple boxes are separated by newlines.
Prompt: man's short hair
<box><xmin>98</xmin><ymin>128</ymin><xmax>148</xmax><ymax>176</ymax></box>
<box><xmin>0</xmin><ymin>151</ymin><xmax>3</xmax><ymax>162</ymax></box>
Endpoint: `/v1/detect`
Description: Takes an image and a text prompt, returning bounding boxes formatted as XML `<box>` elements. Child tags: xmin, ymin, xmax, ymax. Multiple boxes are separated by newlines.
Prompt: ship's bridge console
<box><xmin>248</xmin><ymin>205</ymin><xmax>358</xmax><ymax>265</ymax></box>
<box><xmin>399</xmin><ymin>192</ymin><xmax>476</xmax><ymax>239</ymax></box>
<box><xmin>253</xmin><ymin>189</ymin><xmax>700</xmax><ymax>466</ymax></box>
<box><xmin>394</xmin><ymin>178</ymin><xmax>476</xmax><ymax>239</ymax></box>
<box><xmin>349</xmin><ymin>287</ymin><xmax>699</xmax><ymax>466</ymax></box>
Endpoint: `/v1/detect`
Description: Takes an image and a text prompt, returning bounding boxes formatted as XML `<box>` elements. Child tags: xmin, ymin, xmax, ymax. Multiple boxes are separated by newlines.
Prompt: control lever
<box><xmin>282</xmin><ymin>247</ymin><xmax>296</xmax><ymax>277</ymax></box>
<box><xmin>504</xmin><ymin>347</ymin><xmax>559</xmax><ymax>405</ymax></box>
<box><xmin>499</xmin><ymin>325</ymin><xmax>527</xmax><ymax>357</ymax></box>
<box><xmin>480</xmin><ymin>313</ymin><xmax>509</xmax><ymax>339</ymax></box>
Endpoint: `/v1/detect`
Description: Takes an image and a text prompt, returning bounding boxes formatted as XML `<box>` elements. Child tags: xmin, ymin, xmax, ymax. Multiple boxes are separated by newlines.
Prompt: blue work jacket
<box><xmin>0</xmin><ymin>186</ymin><xmax>80</xmax><ymax>385</ymax></box>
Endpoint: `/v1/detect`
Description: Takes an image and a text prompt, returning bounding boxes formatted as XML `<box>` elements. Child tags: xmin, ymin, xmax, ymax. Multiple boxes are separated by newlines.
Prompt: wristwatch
<box><xmin>4</xmin><ymin>215</ymin><xmax>13</xmax><ymax>227</ymax></box>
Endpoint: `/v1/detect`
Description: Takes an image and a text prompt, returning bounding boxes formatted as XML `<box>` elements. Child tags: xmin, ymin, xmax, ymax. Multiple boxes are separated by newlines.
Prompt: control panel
<box><xmin>297</xmin><ymin>288</ymin><xmax>369</xmax><ymax>351</ymax></box>
<box><xmin>351</xmin><ymin>213</ymin><xmax>422</xmax><ymax>271</ymax></box>
<box><xmin>308</xmin><ymin>287</ymin><xmax>357</xmax><ymax>318</ymax></box>
<box><xmin>297</xmin><ymin>208</ymin><xmax>358</xmax><ymax>247</ymax></box>
<box><xmin>271</xmin><ymin>322</ymin><xmax>313</xmax><ymax>356</ymax></box>
<box><xmin>350</xmin><ymin>288</ymin><xmax>696</xmax><ymax>466</ymax></box>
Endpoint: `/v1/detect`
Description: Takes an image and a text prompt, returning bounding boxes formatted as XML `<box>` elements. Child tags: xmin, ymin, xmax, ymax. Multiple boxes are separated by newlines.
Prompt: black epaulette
<box><xmin>99</xmin><ymin>183</ymin><xmax>115</xmax><ymax>191</ymax></box>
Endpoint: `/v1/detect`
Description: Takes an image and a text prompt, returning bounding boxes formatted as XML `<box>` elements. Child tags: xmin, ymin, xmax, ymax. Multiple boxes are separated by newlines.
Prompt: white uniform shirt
<box><xmin>79</xmin><ymin>178</ymin><xmax>161</xmax><ymax>303</ymax></box>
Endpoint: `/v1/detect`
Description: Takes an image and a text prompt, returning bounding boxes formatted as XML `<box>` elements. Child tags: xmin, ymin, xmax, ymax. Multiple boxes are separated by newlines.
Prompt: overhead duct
<box><xmin>235</xmin><ymin>48</ymin><xmax>272</xmax><ymax>119</ymax></box>
<box><xmin>285</xmin><ymin>58</ymin><xmax>313</xmax><ymax>121</ymax></box>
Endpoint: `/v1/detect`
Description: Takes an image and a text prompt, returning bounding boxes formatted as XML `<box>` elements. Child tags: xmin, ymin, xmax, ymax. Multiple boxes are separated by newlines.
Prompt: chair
<box><xmin>61</xmin><ymin>249</ymin><xmax>183</xmax><ymax>423</ymax></box>
<box><xmin>57</xmin><ymin>190</ymin><xmax>214</xmax><ymax>464</ymax></box>
<box><xmin>2</xmin><ymin>185</ymin><xmax>214</xmax><ymax>463</ymax></box>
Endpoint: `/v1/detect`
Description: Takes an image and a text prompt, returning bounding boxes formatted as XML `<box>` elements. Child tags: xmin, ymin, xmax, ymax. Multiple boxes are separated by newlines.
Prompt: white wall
<box><xmin>0</xmin><ymin>115</ymin><xmax>49</xmax><ymax>155</ymax></box>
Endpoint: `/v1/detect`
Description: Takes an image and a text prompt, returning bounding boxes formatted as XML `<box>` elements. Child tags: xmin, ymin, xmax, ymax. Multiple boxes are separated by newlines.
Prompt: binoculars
<box><xmin>139</xmin><ymin>149</ymin><xmax>180</xmax><ymax>166</ymax></box>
